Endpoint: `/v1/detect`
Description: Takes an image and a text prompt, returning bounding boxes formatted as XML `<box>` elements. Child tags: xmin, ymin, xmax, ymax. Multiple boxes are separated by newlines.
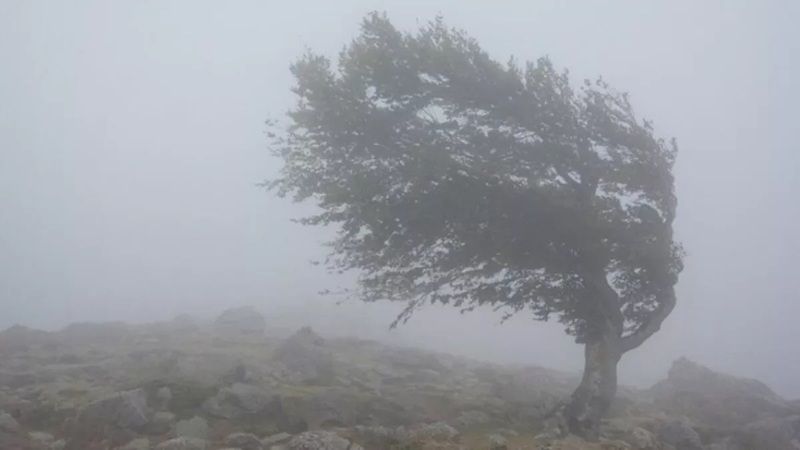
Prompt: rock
<box><xmin>453</xmin><ymin>410</ymin><xmax>491</xmax><ymax>429</ymax></box>
<box><xmin>156</xmin><ymin>387</ymin><xmax>173</xmax><ymax>408</ymax></box>
<box><xmin>225</xmin><ymin>432</ymin><xmax>264</xmax><ymax>450</ymax></box>
<box><xmin>58</xmin><ymin>321</ymin><xmax>131</xmax><ymax>345</ymax></box>
<box><xmin>0</xmin><ymin>411</ymin><xmax>19</xmax><ymax>432</ymax></box>
<box><xmin>262</xmin><ymin>432</ymin><xmax>292</xmax><ymax>447</ymax></box>
<box><xmin>29</xmin><ymin>431</ymin><xmax>55</xmax><ymax>444</ymax></box>
<box><xmin>287</xmin><ymin>431</ymin><xmax>359</xmax><ymax>450</ymax></box>
<box><xmin>657</xmin><ymin>418</ymin><xmax>703</xmax><ymax>450</ymax></box>
<box><xmin>625</xmin><ymin>427</ymin><xmax>657</xmax><ymax>449</ymax></box>
<box><xmin>649</xmin><ymin>358</ymin><xmax>792</xmax><ymax>429</ymax></box>
<box><xmin>0</xmin><ymin>325</ymin><xmax>55</xmax><ymax>352</ymax></box>
<box><xmin>202</xmin><ymin>383</ymin><xmax>279</xmax><ymax>419</ymax></box>
<box><xmin>737</xmin><ymin>415</ymin><xmax>800</xmax><ymax>450</ymax></box>
<box><xmin>155</xmin><ymin>437</ymin><xmax>208</xmax><ymax>450</ymax></box>
<box><xmin>401</xmin><ymin>422</ymin><xmax>459</xmax><ymax>441</ymax></box>
<box><xmin>274</xmin><ymin>327</ymin><xmax>335</xmax><ymax>385</ymax></box>
<box><xmin>175</xmin><ymin>416</ymin><xmax>209</xmax><ymax>440</ymax></box>
<box><xmin>49</xmin><ymin>439</ymin><xmax>66</xmax><ymax>450</ymax></box>
<box><xmin>150</xmin><ymin>411</ymin><xmax>176</xmax><ymax>434</ymax></box>
<box><xmin>487</xmin><ymin>433</ymin><xmax>508</xmax><ymax>450</ymax></box>
<box><xmin>278</xmin><ymin>387</ymin><xmax>374</xmax><ymax>430</ymax></box>
<box><xmin>78</xmin><ymin>388</ymin><xmax>151</xmax><ymax>431</ymax></box>
<box><xmin>117</xmin><ymin>438</ymin><xmax>151</xmax><ymax>450</ymax></box>
<box><xmin>214</xmin><ymin>306</ymin><xmax>266</xmax><ymax>336</ymax></box>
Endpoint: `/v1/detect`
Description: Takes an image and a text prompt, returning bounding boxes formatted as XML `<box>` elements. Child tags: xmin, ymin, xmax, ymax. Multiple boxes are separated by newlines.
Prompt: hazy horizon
<box><xmin>2</xmin><ymin>1</ymin><xmax>798</xmax><ymax>398</ymax></box>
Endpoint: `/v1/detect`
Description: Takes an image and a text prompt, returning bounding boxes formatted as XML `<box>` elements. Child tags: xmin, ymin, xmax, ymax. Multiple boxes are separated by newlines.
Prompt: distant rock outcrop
<box><xmin>273</xmin><ymin>327</ymin><xmax>335</xmax><ymax>385</ymax></box>
<box><xmin>214</xmin><ymin>306</ymin><xmax>266</xmax><ymax>336</ymax></box>
<box><xmin>649</xmin><ymin>357</ymin><xmax>794</xmax><ymax>429</ymax></box>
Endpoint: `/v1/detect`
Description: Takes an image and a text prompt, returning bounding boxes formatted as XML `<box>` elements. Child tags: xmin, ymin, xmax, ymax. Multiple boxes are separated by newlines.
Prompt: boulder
<box><xmin>225</xmin><ymin>432</ymin><xmax>264</xmax><ymax>450</ymax></box>
<box><xmin>214</xmin><ymin>306</ymin><xmax>266</xmax><ymax>336</ymax></box>
<box><xmin>117</xmin><ymin>438</ymin><xmax>151</xmax><ymax>450</ymax></box>
<box><xmin>657</xmin><ymin>418</ymin><xmax>703</xmax><ymax>450</ymax></box>
<box><xmin>202</xmin><ymin>383</ymin><xmax>279</xmax><ymax>419</ymax></box>
<box><xmin>274</xmin><ymin>328</ymin><xmax>335</xmax><ymax>385</ymax></box>
<box><xmin>155</xmin><ymin>437</ymin><xmax>208</xmax><ymax>450</ymax></box>
<box><xmin>262</xmin><ymin>432</ymin><xmax>292</xmax><ymax>447</ymax></box>
<box><xmin>0</xmin><ymin>325</ymin><xmax>55</xmax><ymax>353</ymax></box>
<box><xmin>287</xmin><ymin>431</ymin><xmax>360</xmax><ymax>450</ymax></box>
<box><xmin>156</xmin><ymin>387</ymin><xmax>173</xmax><ymax>409</ymax></box>
<box><xmin>150</xmin><ymin>411</ymin><xmax>176</xmax><ymax>434</ymax></box>
<box><xmin>175</xmin><ymin>416</ymin><xmax>209</xmax><ymax>440</ymax></box>
<box><xmin>649</xmin><ymin>358</ymin><xmax>792</xmax><ymax>429</ymax></box>
<box><xmin>736</xmin><ymin>415</ymin><xmax>800</xmax><ymax>450</ymax></box>
<box><xmin>0</xmin><ymin>411</ymin><xmax>20</xmax><ymax>433</ymax></box>
<box><xmin>77</xmin><ymin>388</ymin><xmax>151</xmax><ymax>431</ymax></box>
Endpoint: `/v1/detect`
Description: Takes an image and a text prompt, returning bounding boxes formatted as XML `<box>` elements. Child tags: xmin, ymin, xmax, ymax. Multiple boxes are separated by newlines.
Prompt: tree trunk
<box><xmin>563</xmin><ymin>332</ymin><xmax>622</xmax><ymax>438</ymax></box>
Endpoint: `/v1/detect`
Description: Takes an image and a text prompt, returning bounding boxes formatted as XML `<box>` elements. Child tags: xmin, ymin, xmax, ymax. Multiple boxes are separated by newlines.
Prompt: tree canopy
<box><xmin>270</xmin><ymin>13</ymin><xmax>683</xmax><ymax>351</ymax></box>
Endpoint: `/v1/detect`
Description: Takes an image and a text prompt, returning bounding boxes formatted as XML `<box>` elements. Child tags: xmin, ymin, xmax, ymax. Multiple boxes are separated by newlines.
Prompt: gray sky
<box><xmin>1</xmin><ymin>1</ymin><xmax>798</xmax><ymax>397</ymax></box>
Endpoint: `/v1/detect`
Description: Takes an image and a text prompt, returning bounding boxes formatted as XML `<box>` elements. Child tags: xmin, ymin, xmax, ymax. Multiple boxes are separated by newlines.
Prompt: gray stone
<box><xmin>262</xmin><ymin>432</ymin><xmax>292</xmax><ymax>446</ymax></box>
<box><xmin>487</xmin><ymin>433</ymin><xmax>508</xmax><ymax>450</ymax></box>
<box><xmin>287</xmin><ymin>431</ymin><xmax>357</xmax><ymax>450</ymax></box>
<box><xmin>155</xmin><ymin>437</ymin><xmax>208</xmax><ymax>450</ymax></box>
<box><xmin>203</xmin><ymin>383</ymin><xmax>279</xmax><ymax>419</ymax></box>
<box><xmin>274</xmin><ymin>327</ymin><xmax>335</xmax><ymax>385</ymax></box>
<box><xmin>150</xmin><ymin>411</ymin><xmax>176</xmax><ymax>434</ymax></box>
<box><xmin>175</xmin><ymin>416</ymin><xmax>209</xmax><ymax>440</ymax></box>
<box><xmin>0</xmin><ymin>411</ymin><xmax>19</xmax><ymax>432</ymax></box>
<box><xmin>650</xmin><ymin>358</ymin><xmax>793</xmax><ymax>429</ymax></box>
<box><xmin>658</xmin><ymin>418</ymin><xmax>703</xmax><ymax>450</ymax></box>
<box><xmin>225</xmin><ymin>432</ymin><xmax>264</xmax><ymax>450</ymax></box>
<box><xmin>29</xmin><ymin>431</ymin><xmax>55</xmax><ymax>444</ymax></box>
<box><xmin>117</xmin><ymin>438</ymin><xmax>151</xmax><ymax>450</ymax></box>
<box><xmin>78</xmin><ymin>388</ymin><xmax>151</xmax><ymax>430</ymax></box>
<box><xmin>402</xmin><ymin>422</ymin><xmax>459</xmax><ymax>441</ymax></box>
<box><xmin>156</xmin><ymin>386</ymin><xmax>173</xmax><ymax>407</ymax></box>
<box><xmin>738</xmin><ymin>415</ymin><xmax>800</xmax><ymax>450</ymax></box>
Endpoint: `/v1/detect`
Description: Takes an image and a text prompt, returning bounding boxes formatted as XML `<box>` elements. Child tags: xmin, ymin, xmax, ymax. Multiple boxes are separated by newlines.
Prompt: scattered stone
<box><xmin>175</xmin><ymin>416</ymin><xmax>209</xmax><ymax>440</ymax></box>
<box><xmin>203</xmin><ymin>383</ymin><xmax>279</xmax><ymax>419</ymax></box>
<box><xmin>287</xmin><ymin>431</ymin><xmax>360</xmax><ymax>450</ymax></box>
<box><xmin>487</xmin><ymin>433</ymin><xmax>508</xmax><ymax>450</ymax></box>
<box><xmin>78</xmin><ymin>388</ymin><xmax>151</xmax><ymax>430</ymax></box>
<box><xmin>29</xmin><ymin>431</ymin><xmax>55</xmax><ymax>444</ymax></box>
<box><xmin>262</xmin><ymin>432</ymin><xmax>292</xmax><ymax>446</ymax></box>
<box><xmin>658</xmin><ymin>418</ymin><xmax>703</xmax><ymax>450</ymax></box>
<box><xmin>453</xmin><ymin>410</ymin><xmax>491</xmax><ymax>429</ymax></box>
<box><xmin>155</xmin><ymin>436</ymin><xmax>209</xmax><ymax>450</ymax></box>
<box><xmin>403</xmin><ymin>422</ymin><xmax>459</xmax><ymax>441</ymax></box>
<box><xmin>225</xmin><ymin>432</ymin><xmax>264</xmax><ymax>450</ymax></box>
<box><xmin>739</xmin><ymin>415</ymin><xmax>800</xmax><ymax>450</ymax></box>
<box><xmin>117</xmin><ymin>437</ymin><xmax>151</xmax><ymax>450</ymax></box>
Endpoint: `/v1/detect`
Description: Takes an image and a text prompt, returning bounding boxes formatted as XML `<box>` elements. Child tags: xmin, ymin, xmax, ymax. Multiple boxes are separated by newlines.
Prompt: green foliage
<box><xmin>270</xmin><ymin>13</ymin><xmax>682</xmax><ymax>347</ymax></box>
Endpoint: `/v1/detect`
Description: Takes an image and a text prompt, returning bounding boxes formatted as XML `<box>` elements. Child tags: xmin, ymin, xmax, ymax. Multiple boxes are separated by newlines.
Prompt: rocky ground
<box><xmin>0</xmin><ymin>306</ymin><xmax>798</xmax><ymax>450</ymax></box>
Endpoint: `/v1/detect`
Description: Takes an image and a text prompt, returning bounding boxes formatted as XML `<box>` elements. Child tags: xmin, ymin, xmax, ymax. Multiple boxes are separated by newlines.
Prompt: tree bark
<box><xmin>563</xmin><ymin>332</ymin><xmax>622</xmax><ymax>438</ymax></box>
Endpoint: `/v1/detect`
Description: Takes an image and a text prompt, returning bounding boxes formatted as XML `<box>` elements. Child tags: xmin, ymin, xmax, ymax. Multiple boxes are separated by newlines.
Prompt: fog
<box><xmin>1</xmin><ymin>0</ymin><xmax>798</xmax><ymax>398</ymax></box>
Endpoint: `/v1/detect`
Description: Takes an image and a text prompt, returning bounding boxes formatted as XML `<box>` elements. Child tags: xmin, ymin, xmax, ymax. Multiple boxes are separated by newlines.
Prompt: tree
<box><xmin>268</xmin><ymin>13</ymin><xmax>683</xmax><ymax>436</ymax></box>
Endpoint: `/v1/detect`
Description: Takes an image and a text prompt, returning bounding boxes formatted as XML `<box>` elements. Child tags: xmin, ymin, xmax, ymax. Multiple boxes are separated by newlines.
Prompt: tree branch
<box><xmin>620</xmin><ymin>286</ymin><xmax>675</xmax><ymax>353</ymax></box>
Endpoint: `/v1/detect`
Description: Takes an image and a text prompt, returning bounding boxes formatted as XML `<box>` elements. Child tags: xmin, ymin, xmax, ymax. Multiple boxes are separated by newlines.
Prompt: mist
<box><xmin>2</xmin><ymin>0</ymin><xmax>799</xmax><ymax>405</ymax></box>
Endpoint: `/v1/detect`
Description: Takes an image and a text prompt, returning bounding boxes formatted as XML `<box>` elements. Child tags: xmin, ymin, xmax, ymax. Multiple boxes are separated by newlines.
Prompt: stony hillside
<box><xmin>0</xmin><ymin>307</ymin><xmax>797</xmax><ymax>450</ymax></box>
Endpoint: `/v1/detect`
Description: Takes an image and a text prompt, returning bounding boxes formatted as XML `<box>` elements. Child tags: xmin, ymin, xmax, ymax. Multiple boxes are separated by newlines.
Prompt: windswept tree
<box><xmin>269</xmin><ymin>13</ymin><xmax>683</xmax><ymax>435</ymax></box>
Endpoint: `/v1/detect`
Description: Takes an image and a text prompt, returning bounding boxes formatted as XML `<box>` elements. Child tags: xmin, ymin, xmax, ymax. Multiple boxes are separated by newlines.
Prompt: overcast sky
<box><xmin>1</xmin><ymin>0</ymin><xmax>798</xmax><ymax>397</ymax></box>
